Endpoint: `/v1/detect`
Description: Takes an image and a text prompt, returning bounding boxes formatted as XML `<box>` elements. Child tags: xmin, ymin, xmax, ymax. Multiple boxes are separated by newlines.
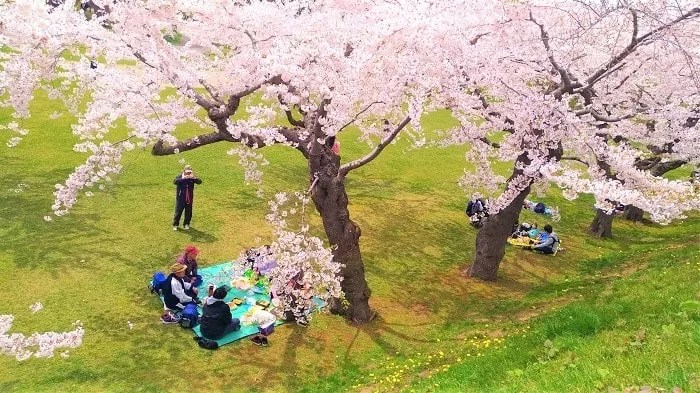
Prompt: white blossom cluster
<box><xmin>0</xmin><ymin>0</ymin><xmax>698</xmax><ymax>223</ymax></box>
<box><xmin>0</xmin><ymin>315</ymin><xmax>84</xmax><ymax>361</ymax></box>
<box><xmin>265</xmin><ymin>192</ymin><xmax>343</xmax><ymax>323</ymax></box>
<box><xmin>227</xmin><ymin>146</ymin><xmax>269</xmax><ymax>198</ymax></box>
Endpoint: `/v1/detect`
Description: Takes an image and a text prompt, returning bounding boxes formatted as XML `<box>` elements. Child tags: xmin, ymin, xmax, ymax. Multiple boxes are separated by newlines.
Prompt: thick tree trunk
<box><xmin>622</xmin><ymin>205</ymin><xmax>644</xmax><ymax>222</ymax></box>
<box><xmin>589</xmin><ymin>209</ymin><xmax>613</xmax><ymax>238</ymax></box>
<box><xmin>309</xmin><ymin>142</ymin><xmax>373</xmax><ymax>323</ymax></box>
<box><xmin>465</xmin><ymin>185</ymin><xmax>531</xmax><ymax>281</ymax></box>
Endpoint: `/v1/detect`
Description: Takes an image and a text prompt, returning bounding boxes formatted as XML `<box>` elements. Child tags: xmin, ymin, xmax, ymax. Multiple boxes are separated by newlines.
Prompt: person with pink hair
<box><xmin>177</xmin><ymin>245</ymin><xmax>201</xmax><ymax>287</ymax></box>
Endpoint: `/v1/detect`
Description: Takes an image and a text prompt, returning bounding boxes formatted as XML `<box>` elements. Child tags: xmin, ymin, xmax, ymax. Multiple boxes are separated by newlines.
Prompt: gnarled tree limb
<box><xmin>338</xmin><ymin>116</ymin><xmax>411</xmax><ymax>178</ymax></box>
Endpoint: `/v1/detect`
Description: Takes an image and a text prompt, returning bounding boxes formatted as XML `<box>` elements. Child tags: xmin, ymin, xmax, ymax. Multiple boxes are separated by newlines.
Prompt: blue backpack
<box><xmin>179</xmin><ymin>303</ymin><xmax>199</xmax><ymax>328</ymax></box>
<box><xmin>149</xmin><ymin>272</ymin><xmax>167</xmax><ymax>295</ymax></box>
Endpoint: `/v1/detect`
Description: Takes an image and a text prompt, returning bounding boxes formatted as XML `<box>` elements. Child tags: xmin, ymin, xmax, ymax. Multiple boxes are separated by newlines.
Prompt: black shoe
<box><xmin>261</xmin><ymin>337</ymin><xmax>269</xmax><ymax>347</ymax></box>
<box><xmin>251</xmin><ymin>336</ymin><xmax>263</xmax><ymax>346</ymax></box>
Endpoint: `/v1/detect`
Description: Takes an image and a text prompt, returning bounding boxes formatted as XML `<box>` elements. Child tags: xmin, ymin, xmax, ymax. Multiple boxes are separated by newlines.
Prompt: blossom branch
<box><xmin>338</xmin><ymin>116</ymin><xmax>410</xmax><ymax>177</ymax></box>
<box><xmin>561</xmin><ymin>156</ymin><xmax>590</xmax><ymax>167</ymax></box>
<box><xmin>337</xmin><ymin>101</ymin><xmax>385</xmax><ymax>133</ymax></box>
<box><xmin>584</xmin><ymin>6</ymin><xmax>700</xmax><ymax>89</ymax></box>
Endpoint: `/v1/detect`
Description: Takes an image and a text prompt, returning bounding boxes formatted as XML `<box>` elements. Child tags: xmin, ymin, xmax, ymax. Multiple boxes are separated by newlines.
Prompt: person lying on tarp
<box><xmin>200</xmin><ymin>286</ymin><xmax>240</xmax><ymax>340</ymax></box>
<box><xmin>242</xmin><ymin>307</ymin><xmax>276</xmax><ymax>347</ymax></box>
<box><xmin>523</xmin><ymin>199</ymin><xmax>559</xmax><ymax>218</ymax></box>
<box><xmin>524</xmin><ymin>224</ymin><xmax>560</xmax><ymax>255</ymax></box>
<box><xmin>162</xmin><ymin>263</ymin><xmax>201</xmax><ymax>311</ymax></box>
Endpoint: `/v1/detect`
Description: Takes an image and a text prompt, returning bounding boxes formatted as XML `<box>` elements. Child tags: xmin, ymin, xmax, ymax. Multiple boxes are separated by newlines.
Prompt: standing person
<box><xmin>173</xmin><ymin>165</ymin><xmax>202</xmax><ymax>231</ymax></box>
<box><xmin>200</xmin><ymin>286</ymin><xmax>240</xmax><ymax>340</ymax></box>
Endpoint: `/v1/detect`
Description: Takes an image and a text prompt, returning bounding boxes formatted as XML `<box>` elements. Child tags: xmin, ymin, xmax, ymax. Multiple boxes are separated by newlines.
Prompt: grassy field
<box><xmin>0</xmin><ymin>91</ymin><xmax>699</xmax><ymax>393</ymax></box>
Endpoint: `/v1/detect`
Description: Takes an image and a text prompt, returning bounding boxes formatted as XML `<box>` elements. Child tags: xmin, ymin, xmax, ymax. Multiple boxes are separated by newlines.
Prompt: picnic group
<box><xmin>466</xmin><ymin>196</ymin><xmax>562</xmax><ymax>255</ymax></box>
<box><xmin>149</xmin><ymin>165</ymin><xmax>315</xmax><ymax>350</ymax></box>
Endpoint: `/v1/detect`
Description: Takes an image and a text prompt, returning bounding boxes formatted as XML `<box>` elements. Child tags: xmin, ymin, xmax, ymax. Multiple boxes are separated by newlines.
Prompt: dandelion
<box><xmin>43</xmin><ymin>215</ymin><xmax>53</xmax><ymax>222</ymax></box>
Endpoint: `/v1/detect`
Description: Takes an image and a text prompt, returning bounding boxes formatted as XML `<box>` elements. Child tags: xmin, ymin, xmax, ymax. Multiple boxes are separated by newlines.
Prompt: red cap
<box><xmin>184</xmin><ymin>245</ymin><xmax>199</xmax><ymax>256</ymax></box>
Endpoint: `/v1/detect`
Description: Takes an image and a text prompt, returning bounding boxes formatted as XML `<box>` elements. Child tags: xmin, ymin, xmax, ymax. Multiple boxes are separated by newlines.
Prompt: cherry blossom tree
<box><xmin>438</xmin><ymin>1</ymin><xmax>700</xmax><ymax>280</ymax></box>
<box><xmin>0</xmin><ymin>0</ymin><xmax>488</xmax><ymax>323</ymax></box>
<box><xmin>2</xmin><ymin>0</ymin><xmax>699</xmax><ymax>313</ymax></box>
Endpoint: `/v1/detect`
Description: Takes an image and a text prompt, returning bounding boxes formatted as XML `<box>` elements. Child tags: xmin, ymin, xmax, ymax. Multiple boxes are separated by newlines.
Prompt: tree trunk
<box><xmin>465</xmin><ymin>185</ymin><xmax>531</xmax><ymax>281</ymax></box>
<box><xmin>589</xmin><ymin>209</ymin><xmax>613</xmax><ymax>238</ymax></box>
<box><xmin>622</xmin><ymin>205</ymin><xmax>644</xmax><ymax>222</ymax></box>
<box><xmin>309</xmin><ymin>143</ymin><xmax>373</xmax><ymax>323</ymax></box>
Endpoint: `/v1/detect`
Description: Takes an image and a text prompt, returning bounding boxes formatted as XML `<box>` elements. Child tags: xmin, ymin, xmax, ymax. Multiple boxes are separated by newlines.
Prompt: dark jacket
<box><xmin>174</xmin><ymin>174</ymin><xmax>202</xmax><ymax>204</ymax></box>
<box><xmin>162</xmin><ymin>273</ymin><xmax>194</xmax><ymax>310</ymax></box>
<box><xmin>200</xmin><ymin>300</ymin><xmax>233</xmax><ymax>339</ymax></box>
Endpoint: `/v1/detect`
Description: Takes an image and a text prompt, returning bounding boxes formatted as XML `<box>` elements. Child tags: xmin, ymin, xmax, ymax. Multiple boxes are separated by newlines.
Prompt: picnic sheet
<box><xmin>507</xmin><ymin>237</ymin><xmax>534</xmax><ymax>248</ymax></box>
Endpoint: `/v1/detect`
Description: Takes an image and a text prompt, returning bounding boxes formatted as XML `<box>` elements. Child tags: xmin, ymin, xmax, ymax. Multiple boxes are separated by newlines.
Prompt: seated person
<box><xmin>162</xmin><ymin>263</ymin><xmax>200</xmax><ymax>311</ymax></box>
<box><xmin>512</xmin><ymin>222</ymin><xmax>535</xmax><ymax>239</ymax></box>
<box><xmin>200</xmin><ymin>286</ymin><xmax>240</xmax><ymax>340</ymax></box>
<box><xmin>528</xmin><ymin>226</ymin><xmax>541</xmax><ymax>239</ymax></box>
<box><xmin>253</xmin><ymin>245</ymin><xmax>277</xmax><ymax>276</ymax></box>
<box><xmin>466</xmin><ymin>197</ymin><xmax>489</xmax><ymax>228</ymax></box>
<box><xmin>177</xmin><ymin>245</ymin><xmax>201</xmax><ymax>287</ymax></box>
<box><xmin>525</xmin><ymin>224</ymin><xmax>559</xmax><ymax>254</ymax></box>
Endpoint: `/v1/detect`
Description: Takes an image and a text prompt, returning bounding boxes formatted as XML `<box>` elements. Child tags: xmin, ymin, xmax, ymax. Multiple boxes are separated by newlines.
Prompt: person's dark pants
<box><xmin>533</xmin><ymin>247</ymin><xmax>554</xmax><ymax>254</ymax></box>
<box><xmin>173</xmin><ymin>199</ymin><xmax>193</xmax><ymax>226</ymax></box>
<box><xmin>203</xmin><ymin>318</ymin><xmax>241</xmax><ymax>340</ymax></box>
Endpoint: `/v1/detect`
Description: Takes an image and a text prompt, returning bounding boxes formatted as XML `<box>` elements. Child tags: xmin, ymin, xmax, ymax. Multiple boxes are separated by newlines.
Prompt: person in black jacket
<box><xmin>200</xmin><ymin>287</ymin><xmax>240</xmax><ymax>340</ymax></box>
<box><xmin>162</xmin><ymin>263</ymin><xmax>200</xmax><ymax>311</ymax></box>
<box><xmin>173</xmin><ymin>165</ymin><xmax>202</xmax><ymax>231</ymax></box>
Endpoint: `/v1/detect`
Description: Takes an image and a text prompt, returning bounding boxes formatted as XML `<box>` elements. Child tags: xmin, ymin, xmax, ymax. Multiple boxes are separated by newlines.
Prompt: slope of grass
<box><xmin>0</xmin><ymin>91</ymin><xmax>698</xmax><ymax>393</ymax></box>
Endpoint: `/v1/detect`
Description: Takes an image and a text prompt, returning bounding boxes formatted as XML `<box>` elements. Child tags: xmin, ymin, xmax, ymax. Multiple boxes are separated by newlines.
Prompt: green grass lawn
<box><xmin>1</xmin><ymin>92</ymin><xmax>699</xmax><ymax>393</ymax></box>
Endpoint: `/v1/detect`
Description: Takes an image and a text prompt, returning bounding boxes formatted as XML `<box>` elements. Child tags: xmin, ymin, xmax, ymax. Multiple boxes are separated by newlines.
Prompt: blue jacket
<box><xmin>533</xmin><ymin>232</ymin><xmax>559</xmax><ymax>253</ymax></box>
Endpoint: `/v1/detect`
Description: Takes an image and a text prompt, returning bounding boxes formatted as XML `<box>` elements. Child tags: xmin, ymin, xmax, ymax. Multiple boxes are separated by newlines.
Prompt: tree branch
<box><xmin>285</xmin><ymin>110</ymin><xmax>305</xmax><ymax>127</ymax></box>
<box><xmin>529</xmin><ymin>12</ymin><xmax>574</xmax><ymax>92</ymax></box>
<box><xmin>151</xmin><ymin>125</ymin><xmax>310</xmax><ymax>158</ymax></box>
<box><xmin>152</xmin><ymin>131</ymin><xmax>226</xmax><ymax>155</ymax></box>
<box><xmin>561</xmin><ymin>156</ymin><xmax>590</xmax><ymax>167</ymax></box>
<box><xmin>338</xmin><ymin>116</ymin><xmax>411</xmax><ymax>177</ymax></box>
<box><xmin>585</xmin><ymin>7</ymin><xmax>700</xmax><ymax>88</ymax></box>
<box><xmin>199</xmin><ymin>79</ymin><xmax>224</xmax><ymax>105</ymax></box>
<box><xmin>337</xmin><ymin>101</ymin><xmax>384</xmax><ymax>133</ymax></box>
<box><xmin>478</xmin><ymin>136</ymin><xmax>500</xmax><ymax>149</ymax></box>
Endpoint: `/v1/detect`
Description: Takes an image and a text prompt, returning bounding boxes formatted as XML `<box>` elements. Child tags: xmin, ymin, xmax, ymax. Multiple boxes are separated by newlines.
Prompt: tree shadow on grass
<box><xmin>342</xmin><ymin>313</ymin><xmax>437</xmax><ymax>360</ymax></box>
<box><xmin>0</xmin><ymin>169</ymin><xmax>123</xmax><ymax>270</ymax></box>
